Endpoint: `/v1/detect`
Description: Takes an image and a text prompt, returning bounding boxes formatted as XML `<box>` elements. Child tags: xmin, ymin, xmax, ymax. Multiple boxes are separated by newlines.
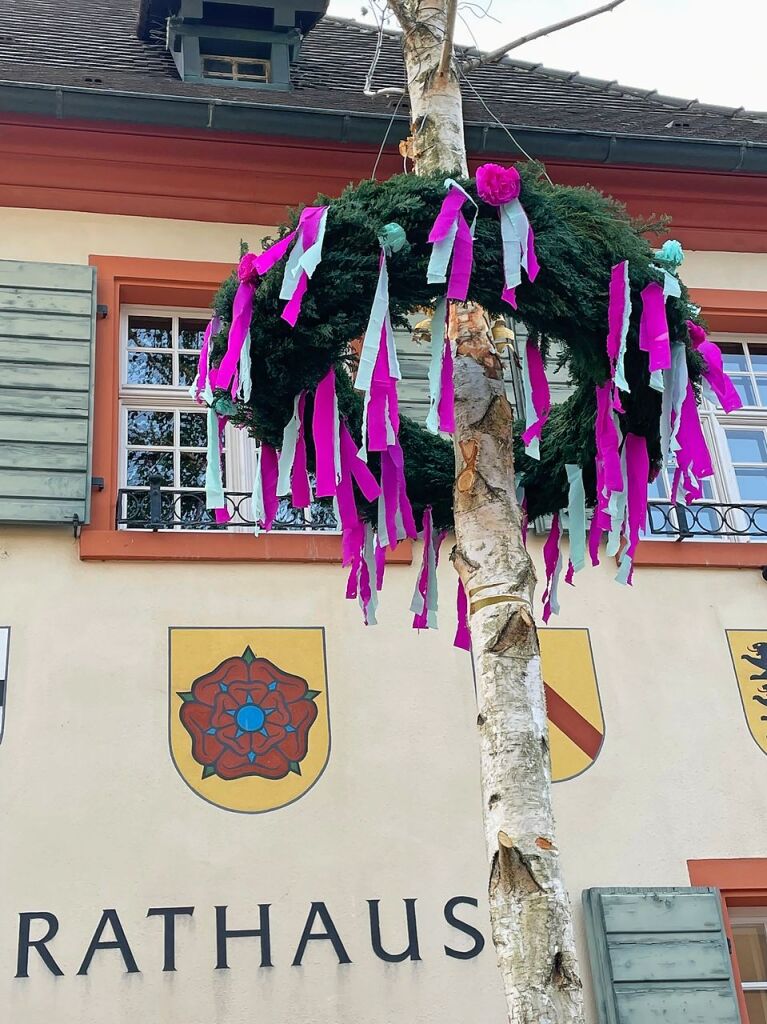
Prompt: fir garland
<box><xmin>211</xmin><ymin>164</ymin><xmax>702</xmax><ymax>527</ymax></box>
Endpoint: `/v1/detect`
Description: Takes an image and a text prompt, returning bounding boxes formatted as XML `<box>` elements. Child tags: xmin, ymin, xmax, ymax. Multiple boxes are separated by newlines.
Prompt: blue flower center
<box><xmin>235</xmin><ymin>704</ymin><xmax>266</xmax><ymax>732</ymax></box>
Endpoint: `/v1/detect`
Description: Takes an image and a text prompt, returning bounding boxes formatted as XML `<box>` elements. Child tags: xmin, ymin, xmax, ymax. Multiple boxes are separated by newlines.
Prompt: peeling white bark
<box><xmin>449</xmin><ymin>307</ymin><xmax>584</xmax><ymax>1024</ymax></box>
<box><xmin>386</xmin><ymin>3</ymin><xmax>585</xmax><ymax>1020</ymax></box>
<box><xmin>399</xmin><ymin>0</ymin><xmax>468</xmax><ymax>178</ymax></box>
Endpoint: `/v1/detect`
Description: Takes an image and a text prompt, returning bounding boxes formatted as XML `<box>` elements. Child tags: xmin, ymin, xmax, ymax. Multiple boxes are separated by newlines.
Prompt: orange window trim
<box><xmin>688</xmin><ymin>858</ymin><xmax>767</xmax><ymax>1024</ymax></box>
<box><xmin>634</xmin><ymin>288</ymin><xmax>767</xmax><ymax>570</ymax></box>
<box><xmin>79</xmin><ymin>254</ymin><xmax>413</xmax><ymax>564</ymax></box>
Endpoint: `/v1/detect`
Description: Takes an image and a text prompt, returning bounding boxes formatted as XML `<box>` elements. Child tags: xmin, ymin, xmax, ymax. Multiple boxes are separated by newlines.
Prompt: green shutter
<box><xmin>0</xmin><ymin>259</ymin><xmax>97</xmax><ymax>525</ymax></box>
<box><xmin>583</xmin><ymin>887</ymin><xmax>741</xmax><ymax>1024</ymax></box>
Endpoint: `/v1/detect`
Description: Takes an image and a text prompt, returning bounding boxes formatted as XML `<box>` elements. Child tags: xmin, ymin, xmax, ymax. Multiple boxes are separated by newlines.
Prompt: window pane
<box><xmin>179</xmin><ymin>412</ymin><xmax>207</xmax><ymax>448</ymax></box>
<box><xmin>648</xmin><ymin>473</ymin><xmax>669</xmax><ymax>499</ymax></box>
<box><xmin>127</xmin><ymin>352</ymin><xmax>172</xmax><ymax>386</ymax></box>
<box><xmin>733</xmin><ymin>924</ymin><xmax>767</xmax><ymax>983</ymax></box>
<box><xmin>126</xmin><ymin>451</ymin><xmax>173</xmax><ymax>486</ymax></box>
<box><xmin>719</xmin><ymin>344</ymin><xmax>748</xmax><ymax>372</ymax></box>
<box><xmin>180</xmin><ymin>452</ymin><xmax>206</xmax><ymax>488</ymax></box>
<box><xmin>758</xmin><ymin>379</ymin><xmax>767</xmax><ymax>407</ymax></box>
<box><xmin>179</xmin><ymin>319</ymin><xmax>208</xmax><ymax>350</ymax></box>
<box><xmin>204</xmin><ymin>58</ymin><xmax>233</xmax><ymax>76</ymax></box>
<box><xmin>127</xmin><ymin>410</ymin><xmax>173</xmax><ymax>447</ymax></box>
<box><xmin>735</xmin><ymin>468</ymin><xmax>767</xmax><ymax>501</ymax></box>
<box><xmin>178</xmin><ymin>354</ymin><xmax>199</xmax><ymax>388</ymax></box>
<box><xmin>750</xmin><ymin>350</ymin><xmax>767</xmax><ymax>372</ymax></box>
<box><xmin>731</xmin><ymin>375</ymin><xmax>757</xmax><ymax>406</ymax></box>
<box><xmin>745</xmin><ymin>991</ymin><xmax>767</xmax><ymax>1024</ymax></box>
<box><xmin>726</xmin><ymin>429</ymin><xmax>767</xmax><ymax>463</ymax></box>
<box><xmin>128</xmin><ymin>316</ymin><xmax>172</xmax><ymax>349</ymax></box>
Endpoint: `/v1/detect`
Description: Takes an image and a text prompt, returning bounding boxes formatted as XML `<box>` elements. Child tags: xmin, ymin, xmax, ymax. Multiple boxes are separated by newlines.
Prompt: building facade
<box><xmin>1</xmin><ymin>3</ymin><xmax>767</xmax><ymax>1023</ymax></box>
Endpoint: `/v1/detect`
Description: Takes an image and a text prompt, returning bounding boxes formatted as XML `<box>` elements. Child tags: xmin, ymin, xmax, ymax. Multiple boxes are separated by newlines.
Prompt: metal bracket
<box><xmin>91</xmin><ymin>476</ymin><xmax>105</xmax><ymax>491</ymax></box>
<box><xmin>72</xmin><ymin>514</ymin><xmax>82</xmax><ymax>539</ymax></box>
<box><xmin>96</xmin><ymin>304</ymin><xmax>109</xmax><ymax>320</ymax></box>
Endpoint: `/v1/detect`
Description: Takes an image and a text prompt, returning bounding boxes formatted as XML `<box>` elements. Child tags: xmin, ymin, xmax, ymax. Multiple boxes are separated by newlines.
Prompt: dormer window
<box><xmin>160</xmin><ymin>0</ymin><xmax>329</xmax><ymax>91</ymax></box>
<box><xmin>202</xmin><ymin>54</ymin><xmax>271</xmax><ymax>83</ymax></box>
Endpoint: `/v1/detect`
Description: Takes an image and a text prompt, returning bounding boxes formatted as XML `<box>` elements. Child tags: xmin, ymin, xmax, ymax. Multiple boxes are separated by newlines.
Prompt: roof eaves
<box><xmin>2</xmin><ymin>78</ymin><xmax>767</xmax><ymax>175</ymax></box>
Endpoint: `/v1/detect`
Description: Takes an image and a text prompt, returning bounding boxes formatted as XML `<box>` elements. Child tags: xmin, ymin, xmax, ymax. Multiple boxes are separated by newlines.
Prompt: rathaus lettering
<box><xmin>14</xmin><ymin>898</ymin><xmax>485</xmax><ymax>976</ymax></box>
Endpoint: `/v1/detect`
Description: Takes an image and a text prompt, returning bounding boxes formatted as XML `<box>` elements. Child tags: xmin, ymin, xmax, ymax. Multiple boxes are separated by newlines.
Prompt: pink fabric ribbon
<box><xmin>542</xmin><ymin>513</ymin><xmax>563</xmax><ymax>624</ymax></box>
<box><xmin>502</xmin><ymin>225</ymin><xmax>540</xmax><ymax>309</ymax></box>
<box><xmin>606</xmin><ymin>261</ymin><xmax>631</xmax><ymax>410</ymax></box>
<box><xmin>428</xmin><ymin>183</ymin><xmax>475</xmax><ymax>302</ymax></box>
<box><xmin>259</xmin><ymin>444</ymin><xmax>279</xmax><ymax>531</ymax></box>
<box><xmin>622</xmin><ymin>433</ymin><xmax>650</xmax><ymax>569</ymax></box>
<box><xmin>251</xmin><ymin>206</ymin><xmax>328</xmax><ymax>327</ymax></box>
<box><xmin>217</xmin><ymin>262</ymin><xmax>259</xmax><ymax>397</ymax></box>
<box><xmin>639</xmin><ymin>281</ymin><xmax>671</xmax><ymax>373</ymax></box>
<box><xmin>521</xmin><ymin>339</ymin><xmax>551</xmax><ymax>448</ymax></box>
<box><xmin>590</xmin><ymin>381</ymin><xmax>624</xmax><ymax>563</ymax></box>
<box><xmin>437</xmin><ymin>335</ymin><xmax>455</xmax><ymax>433</ymax></box>
<box><xmin>411</xmin><ymin>508</ymin><xmax>446</xmax><ymax>631</ymax></box>
<box><xmin>191</xmin><ymin>316</ymin><xmax>219</xmax><ymax>402</ymax></box>
<box><xmin>378</xmin><ymin>443</ymin><xmax>417</xmax><ymax>550</ymax></box>
<box><xmin>454</xmin><ymin>579</ymin><xmax>471</xmax><ymax>651</ymax></box>
<box><xmin>672</xmin><ymin>382</ymin><xmax>715</xmax><ymax>504</ymax></box>
<box><xmin>291</xmin><ymin>392</ymin><xmax>312</xmax><ymax>509</ymax></box>
<box><xmin>687</xmin><ymin>320</ymin><xmax>743</xmax><ymax>413</ymax></box>
<box><xmin>312</xmin><ymin>368</ymin><xmax>340</xmax><ymax>498</ymax></box>
<box><xmin>367</xmin><ymin>331</ymin><xmax>400</xmax><ymax>453</ymax></box>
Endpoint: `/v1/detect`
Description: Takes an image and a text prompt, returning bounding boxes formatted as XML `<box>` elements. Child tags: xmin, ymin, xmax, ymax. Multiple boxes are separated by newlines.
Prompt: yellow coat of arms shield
<box><xmin>540</xmin><ymin>629</ymin><xmax>604</xmax><ymax>783</ymax></box>
<box><xmin>726</xmin><ymin>630</ymin><xmax>767</xmax><ymax>756</ymax></box>
<box><xmin>169</xmin><ymin>627</ymin><xmax>330</xmax><ymax>812</ymax></box>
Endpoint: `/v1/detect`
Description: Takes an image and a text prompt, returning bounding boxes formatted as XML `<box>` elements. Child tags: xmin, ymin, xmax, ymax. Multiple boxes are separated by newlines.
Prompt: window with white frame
<box><xmin>645</xmin><ymin>334</ymin><xmax>767</xmax><ymax>541</ymax></box>
<box><xmin>118</xmin><ymin>307</ymin><xmax>337</xmax><ymax>533</ymax></box>
<box><xmin>731</xmin><ymin>907</ymin><xmax>767</xmax><ymax>1024</ymax></box>
<box><xmin>119</xmin><ymin>307</ymin><xmax>242</xmax><ymax>529</ymax></box>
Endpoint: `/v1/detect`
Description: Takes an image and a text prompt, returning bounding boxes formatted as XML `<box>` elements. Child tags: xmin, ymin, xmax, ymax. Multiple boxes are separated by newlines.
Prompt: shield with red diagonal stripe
<box><xmin>540</xmin><ymin>628</ymin><xmax>604</xmax><ymax>783</ymax></box>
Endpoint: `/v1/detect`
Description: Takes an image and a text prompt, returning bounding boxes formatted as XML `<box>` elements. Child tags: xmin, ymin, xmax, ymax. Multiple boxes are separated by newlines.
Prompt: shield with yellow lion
<box><xmin>169</xmin><ymin>627</ymin><xmax>330</xmax><ymax>812</ymax></box>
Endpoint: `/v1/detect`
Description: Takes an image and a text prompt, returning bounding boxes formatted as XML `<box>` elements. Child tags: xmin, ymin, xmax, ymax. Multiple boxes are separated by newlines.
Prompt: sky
<box><xmin>326</xmin><ymin>1</ymin><xmax>767</xmax><ymax>111</ymax></box>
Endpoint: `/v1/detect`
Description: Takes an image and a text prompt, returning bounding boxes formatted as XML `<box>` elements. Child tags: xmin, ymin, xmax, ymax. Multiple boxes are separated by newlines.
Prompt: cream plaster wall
<box><xmin>0</xmin><ymin>208</ymin><xmax>271</xmax><ymax>265</ymax></box>
<box><xmin>1</xmin><ymin>205</ymin><xmax>766</xmax><ymax>1022</ymax></box>
<box><xmin>0</xmin><ymin>531</ymin><xmax>766</xmax><ymax>1024</ymax></box>
<box><xmin>0</xmin><ymin>207</ymin><xmax>765</xmax><ymax>297</ymax></box>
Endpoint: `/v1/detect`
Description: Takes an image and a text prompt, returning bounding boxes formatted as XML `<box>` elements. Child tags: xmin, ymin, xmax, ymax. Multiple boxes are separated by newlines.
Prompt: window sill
<box><xmin>635</xmin><ymin>540</ymin><xmax>767</xmax><ymax>568</ymax></box>
<box><xmin>79</xmin><ymin>529</ymin><xmax>413</xmax><ymax>564</ymax></box>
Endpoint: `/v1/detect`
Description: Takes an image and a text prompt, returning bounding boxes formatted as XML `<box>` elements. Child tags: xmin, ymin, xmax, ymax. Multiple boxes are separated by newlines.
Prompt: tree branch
<box><xmin>462</xmin><ymin>0</ymin><xmax>630</xmax><ymax>72</ymax></box>
<box><xmin>438</xmin><ymin>0</ymin><xmax>459</xmax><ymax>76</ymax></box>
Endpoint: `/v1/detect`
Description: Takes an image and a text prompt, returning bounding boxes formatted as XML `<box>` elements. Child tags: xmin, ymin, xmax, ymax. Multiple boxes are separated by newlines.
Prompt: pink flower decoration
<box><xmin>238</xmin><ymin>251</ymin><xmax>261</xmax><ymax>285</ymax></box>
<box><xmin>475</xmin><ymin>163</ymin><xmax>521</xmax><ymax>206</ymax></box>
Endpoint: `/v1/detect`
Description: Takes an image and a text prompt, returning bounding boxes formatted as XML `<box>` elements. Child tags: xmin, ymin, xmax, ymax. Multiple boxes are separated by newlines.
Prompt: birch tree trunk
<box><xmin>389</xmin><ymin>3</ymin><xmax>585</xmax><ymax>1019</ymax></box>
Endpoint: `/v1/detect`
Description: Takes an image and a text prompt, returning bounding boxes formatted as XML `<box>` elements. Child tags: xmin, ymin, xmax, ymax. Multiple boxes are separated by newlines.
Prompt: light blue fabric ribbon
<box><xmin>426</xmin><ymin>298</ymin><xmax>447</xmax><ymax>434</ymax></box>
<box><xmin>362</xmin><ymin>524</ymin><xmax>379</xmax><ymax>626</ymax></box>
<box><xmin>499</xmin><ymin>198</ymin><xmax>530</xmax><ymax>291</ymax></box>
<box><xmin>355</xmin><ymin>249</ymin><xmax>401</xmax><ymax>394</ymax></box>
<box><xmin>520</xmin><ymin>340</ymin><xmax>540</xmax><ymax>460</ymax></box>
<box><xmin>426</xmin><ymin>180</ymin><xmax>477</xmax><ymax>286</ymax></box>
<box><xmin>276</xmin><ymin>392</ymin><xmax>303</xmax><ymax>497</ymax></box>
<box><xmin>606</xmin><ymin>445</ymin><xmax>628</xmax><ymax>557</ymax></box>
<box><xmin>205</xmin><ymin>408</ymin><xmax>224</xmax><ymax>510</ymax></box>
<box><xmin>238</xmin><ymin>329</ymin><xmax>252</xmax><ymax>403</ymax></box>
<box><xmin>565</xmin><ymin>464</ymin><xmax>586</xmax><ymax>572</ymax></box>
<box><xmin>251</xmin><ymin>443</ymin><xmax>264</xmax><ymax>537</ymax></box>
<box><xmin>279</xmin><ymin>208</ymin><xmax>328</xmax><ymax>302</ymax></box>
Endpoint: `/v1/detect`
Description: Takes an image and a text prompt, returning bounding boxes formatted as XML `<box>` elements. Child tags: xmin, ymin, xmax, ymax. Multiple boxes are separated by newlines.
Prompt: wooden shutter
<box><xmin>0</xmin><ymin>259</ymin><xmax>97</xmax><ymax>525</ymax></box>
<box><xmin>583</xmin><ymin>886</ymin><xmax>742</xmax><ymax>1023</ymax></box>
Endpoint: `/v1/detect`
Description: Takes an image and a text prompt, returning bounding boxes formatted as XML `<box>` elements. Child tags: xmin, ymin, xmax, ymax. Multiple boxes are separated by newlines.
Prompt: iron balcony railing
<box><xmin>647</xmin><ymin>500</ymin><xmax>767</xmax><ymax>540</ymax></box>
<box><xmin>115</xmin><ymin>478</ymin><xmax>338</xmax><ymax>533</ymax></box>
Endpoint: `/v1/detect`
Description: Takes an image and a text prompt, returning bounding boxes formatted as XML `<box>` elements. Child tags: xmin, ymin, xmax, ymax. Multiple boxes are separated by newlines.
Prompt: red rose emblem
<box><xmin>178</xmin><ymin>647</ymin><xmax>319</xmax><ymax>781</ymax></box>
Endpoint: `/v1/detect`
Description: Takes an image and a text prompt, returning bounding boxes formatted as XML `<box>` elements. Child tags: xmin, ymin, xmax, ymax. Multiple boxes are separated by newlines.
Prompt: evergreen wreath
<box><xmin>209</xmin><ymin>164</ymin><xmax>703</xmax><ymax>528</ymax></box>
